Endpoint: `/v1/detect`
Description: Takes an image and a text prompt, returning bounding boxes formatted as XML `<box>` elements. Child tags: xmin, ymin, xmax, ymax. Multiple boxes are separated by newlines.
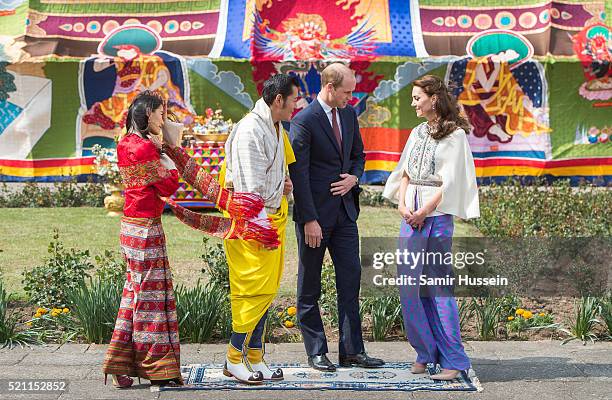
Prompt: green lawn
<box><xmin>0</xmin><ymin>207</ymin><xmax>480</xmax><ymax>298</ymax></box>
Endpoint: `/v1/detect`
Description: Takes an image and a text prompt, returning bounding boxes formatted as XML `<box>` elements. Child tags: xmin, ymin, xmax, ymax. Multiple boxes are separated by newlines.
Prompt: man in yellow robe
<box><xmin>220</xmin><ymin>74</ymin><xmax>300</xmax><ymax>384</ymax></box>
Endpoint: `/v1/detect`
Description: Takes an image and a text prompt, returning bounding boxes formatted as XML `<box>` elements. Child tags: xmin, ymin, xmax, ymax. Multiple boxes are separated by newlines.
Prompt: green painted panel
<box><xmin>29</xmin><ymin>61</ymin><xmax>80</xmax><ymax>158</ymax></box>
<box><xmin>547</xmin><ymin>61</ymin><xmax>612</xmax><ymax>158</ymax></box>
<box><xmin>188</xmin><ymin>68</ymin><xmax>250</xmax><ymax>123</ymax></box>
<box><xmin>0</xmin><ymin>3</ymin><xmax>28</xmax><ymax>37</ymax></box>
<box><xmin>28</xmin><ymin>0</ymin><xmax>220</xmax><ymax>14</ymax></box>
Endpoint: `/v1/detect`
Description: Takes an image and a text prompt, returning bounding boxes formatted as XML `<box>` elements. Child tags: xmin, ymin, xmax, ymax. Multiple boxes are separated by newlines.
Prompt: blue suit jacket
<box><xmin>289</xmin><ymin>99</ymin><xmax>365</xmax><ymax>226</ymax></box>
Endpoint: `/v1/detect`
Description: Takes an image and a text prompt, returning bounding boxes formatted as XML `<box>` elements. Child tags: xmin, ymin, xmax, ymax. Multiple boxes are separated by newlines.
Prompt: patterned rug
<box><xmin>155</xmin><ymin>362</ymin><xmax>482</xmax><ymax>392</ymax></box>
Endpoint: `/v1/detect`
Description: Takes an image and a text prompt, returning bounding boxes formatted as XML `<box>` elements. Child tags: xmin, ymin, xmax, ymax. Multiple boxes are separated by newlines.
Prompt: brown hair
<box><xmin>321</xmin><ymin>63</ymin><xmax>352</xmax><ymax>88</ymax></box>
<box><xmin>412</xmin><ymin>75</ymin><xmax>471</xmax><ymax>140</ymax></box>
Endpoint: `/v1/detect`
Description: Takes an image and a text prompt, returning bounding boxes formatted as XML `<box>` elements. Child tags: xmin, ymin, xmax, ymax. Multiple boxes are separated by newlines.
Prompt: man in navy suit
<box><xmin>289</xmin><ymin>63</ymin><xmax>384</xmax><ymax>372</ymax></box>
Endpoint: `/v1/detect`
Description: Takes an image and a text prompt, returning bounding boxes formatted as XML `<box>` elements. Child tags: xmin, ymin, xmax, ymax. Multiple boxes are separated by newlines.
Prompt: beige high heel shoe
<box><xmin>410</xmin><ymin>362</ymin><xmax>427</xmax><ymax>374</ymax></box>
<box><xmin>430</xmin><ymin>369</ymin><xmax>461</xmax><ymax>380</ymax></box>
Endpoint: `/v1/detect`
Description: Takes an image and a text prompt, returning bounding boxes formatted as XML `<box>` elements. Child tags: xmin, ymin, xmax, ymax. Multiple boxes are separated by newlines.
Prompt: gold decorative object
<box><xmin>190</xmin><ymin>107</ymin><xmax>233</xmax><ymax>144</ymax></box>
<box><xmin>194</xmin><ymin>132</ymin><xmax>230</xmax><ymax>143</ymax></box>
<box><xmin>103</xmin><ymin>183</ymin><xmax>125</xmax><ymax>217</ymax></box>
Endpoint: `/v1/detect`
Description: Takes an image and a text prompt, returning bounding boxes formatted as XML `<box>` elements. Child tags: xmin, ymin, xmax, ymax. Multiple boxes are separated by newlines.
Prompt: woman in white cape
<box><xmin>383</xmin><ymin>75</ymin><xmax>479</xmax><ymax>381</ymax></box>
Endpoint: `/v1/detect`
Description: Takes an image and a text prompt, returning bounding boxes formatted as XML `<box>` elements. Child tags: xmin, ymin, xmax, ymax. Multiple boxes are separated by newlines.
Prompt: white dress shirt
<box><xmin>317</xmin><ymin>94</ymin><xmax>343</xmax><ymax>140</ymax></box>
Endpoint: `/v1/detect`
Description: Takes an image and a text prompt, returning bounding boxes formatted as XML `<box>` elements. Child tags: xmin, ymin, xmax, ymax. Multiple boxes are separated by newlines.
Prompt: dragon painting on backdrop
<box><xmin>210</xmin><ymin>0</ymin><xmax>428</xmax><ymax>116</ymax></box>
<box><xmin>78</xmin><ymin>24</ymin><xmax>195</xmax><ymax>154</ymax></box>
<box><xmin>446</xmin><ymin>30</ymin><xmax>553</xmax><ymax>160</ymax></box>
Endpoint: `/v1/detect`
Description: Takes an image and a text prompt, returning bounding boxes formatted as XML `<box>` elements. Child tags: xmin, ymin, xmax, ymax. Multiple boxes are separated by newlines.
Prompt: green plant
<box><xmin>363</xmin><ymin>296</ymin><xmax>402</xmax><ymax>341</ymax></box>
<box><xmin>359</xmin><ymin>186</ymin><xmax>394</xmax><ymax>207</ymax></box>
<box><xmin>471</xmin><ymin>297</ymin><xmax>504</xmax><ymax>340</ymax></box>
<box><xmin>94</xmin><ymin>250</ymin><xmax>126</xmax><ymax>285</ymax></box>
<box><xmin>320</xmin><ymin>259</ymin><xmax>338</xmax><ymax>325</ymax></box>
<box><xmin>498</xmin><ymin>295</ymin><xmax>521</xmax><ymax>317</ymax></box>
<box><xmin>474</xmin><ymin>179</ymin><xmax>611</xmax><ymax>237</ymax></box>
<box><xmin>0</xmin><ymin>181</ymin><xmax>105</xmax><ymax>208</ymax></box>
<box><xmin>91</xmin><ymin>145</ymin><xmax>121</xmax><ymax>185</ymax></box>
<box><xmin>458</xmin><ymin>298</ymin><xmax>474</xmax><ymax>332</ymax></box>
<box><xmin>0</xmin><ymin>277</ymin><xmax>41</xmax><ymax>348</ymax></box>
<box><xmin>506</xmin><ymin>309</ymin><xmax>557</xmax><ymax>338</ymax></box>
<box><xmin>29</xmin><ymin>306</ymin><xmax>80</xmax><ymax>344</ymax></box>
<box><xmin>200</xmin><ymin>237</ymin><xmax>229</xmax><ymax>292</ymax></box>
<box><xmin>22</xmin><ymin>231</ymin><xmax>94</xmax><ymax>308</ymax></box>
<box><xmin>175</xmin><ymin>280</ymin><xmax>228</xmax><ymax>343</ymax></box>
<box><xmin>264</xmin><ymin>304</ymin><xmax>284</xmax><ymax>341</ymax></box>
<box><xmin>216</xmin><ymin>298</ymin><xmax>233</xmax><ymax>340</ymax></box>
<box><xmin>599</xmin><ymin>295</ymin><xmax>612</xmax><ymax>339</ymax></box>
<box><xmin>65</xmin><ymin>276</ymin><xmax>122</xmax><ymax>343</ymax></box>
<box><xmin>560</xmin><ymin>297</ymin><xmax>601</xmax><ymax>345</ymax></box>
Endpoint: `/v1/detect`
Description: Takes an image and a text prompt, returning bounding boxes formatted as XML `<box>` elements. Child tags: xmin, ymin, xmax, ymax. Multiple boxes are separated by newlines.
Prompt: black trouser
<box><xmin>296</xmin><ymin>204</ymin><xmax>364</xmax><ymax>356</ymax></box>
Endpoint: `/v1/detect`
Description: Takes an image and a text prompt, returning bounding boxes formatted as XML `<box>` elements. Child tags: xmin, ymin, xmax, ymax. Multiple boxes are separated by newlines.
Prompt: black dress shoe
<box><xmin>308</xmin><ymin>354</ymin><xmax>337</xmax><ymax>372</ymax></box>
<box><xmin>339</xmin><ymin>352</ymin><xmax>385</xmax><ymax>368</ymax></box>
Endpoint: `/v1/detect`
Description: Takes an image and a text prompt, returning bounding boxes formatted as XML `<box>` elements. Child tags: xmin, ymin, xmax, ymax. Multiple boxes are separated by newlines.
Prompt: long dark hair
<box><xmin>413</xmin><ymin>75</ymin><xmax>471</xmax><ymax>140</ymax></box>
<box><xmin>124</xmin><ymin>90</ymin><xmax>163</xmax><ymax>139</ymax></box>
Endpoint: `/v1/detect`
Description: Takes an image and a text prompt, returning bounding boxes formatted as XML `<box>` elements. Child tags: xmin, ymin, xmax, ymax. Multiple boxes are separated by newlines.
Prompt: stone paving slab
<box><xmin>0</xmin><ymin>341</ymin><xmax>610</xmax><ymax>400</ymax></box>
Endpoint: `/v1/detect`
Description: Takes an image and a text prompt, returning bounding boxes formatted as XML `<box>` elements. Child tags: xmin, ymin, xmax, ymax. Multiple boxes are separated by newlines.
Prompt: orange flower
<box><xmin>523</xmin><ymin>311</ymin><xmax>533</xmax><ymax>319</ymax></box>
<box><xmin>287</xmin><ymin>306</ymin><xmax>297</xmax><ymax>316</ymax></box>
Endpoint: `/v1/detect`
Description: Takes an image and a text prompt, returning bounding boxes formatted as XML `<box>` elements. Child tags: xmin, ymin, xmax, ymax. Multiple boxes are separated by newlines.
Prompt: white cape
<box><xmin>383</xmin><ymin>126</ymin><xmax>480</xmax><ymax>220</ymax></box>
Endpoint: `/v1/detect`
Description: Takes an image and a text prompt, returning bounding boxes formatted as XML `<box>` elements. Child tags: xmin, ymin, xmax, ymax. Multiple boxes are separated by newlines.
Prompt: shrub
<box><xmin>22</xmin><ymin>231</ymin><xmax>94</xmax><ymax>308</ymax></box>
<box><xmin>474</xmin><ymin>179</ymin><xmax>610</xmax><ymax>237</ymax></box>
<box><xmin>265</xmin><ymin>304</ymin><xmax>284</xmax><ymax>341</ymax></box>
<box><xmin>320</xmin><ymin>260</ymin><xmax>338</xmax><ymax>325</ymax></box>
<box><xmin>0</xmin><ymin>276</ymin><xmax>41</xmax><ymax>348</ymax></box>
<box><xmin>94</xmin><ymin>250</ymin><xmax>126</xmax><ymax>284</ymax></box>
<box><xmin>175</xmin><ymin>280</ymin><xmax>228</xmax><ymax>343</ymax></box>
<box><xmin>200</xmin><ymin>237</ymin><xmax>229</xmax><ymax>292</ymax></box>
<box><xmin>0</xmin><ymin>181</ymin><xmax>105</xmax><ymax>208</ymax></box>
<box><xmin>362</xmin><ymin>296</ymin><xmax>402</xmax><ymax>341</ymax></box>
<box><xmin>199</xmin><ymin>237</ymin><xmax>232</xmax><ymax>339</ymax></box>
<box><xmin>458</xmin><ymin>298</ymin><xmax>474</xmax><ymax>332</ymax></box>
<box><xmin>28</xmin><ymin>306</ymin><xmax>80</xmax><ymax>344</ymax></box>
<box><xmin>599</xmin><ymin>295</ymin><xmax>612</xmax><ymax>339</ymax></box>
<box><xmin>506</xmin><ymin>309</ymin><xmax>557</xmax><ymax>338</ymax></box>
<box><xmin>277</xmin><ymin>305</ymin><xmax>298</xmax><ymax>331</ymax></box>
<box><xmin>359</xmin><ymin>186</ymin><xmax>394</xmax><ymax>207</ymax></box>
<box><xmin>64</xmin><ymin>276</ymin><xmax>122</xmax><ymax>344</ymax></box>
<box><xmin>471</xmin><ymin>297</ymin><xmax>505</xmax><ymax>340</ymax></box>
<box><xmin>560</xmin><ymin>297</ymin><xmax>601</xmax><ymax>345</ymax></box>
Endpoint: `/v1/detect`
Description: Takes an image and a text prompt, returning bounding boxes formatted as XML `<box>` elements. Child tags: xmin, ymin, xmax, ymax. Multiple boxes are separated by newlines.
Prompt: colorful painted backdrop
<box><xmin>0</xmin><ymin>0</ymin><xmax>610</xmax><ymax>184</ymax></box>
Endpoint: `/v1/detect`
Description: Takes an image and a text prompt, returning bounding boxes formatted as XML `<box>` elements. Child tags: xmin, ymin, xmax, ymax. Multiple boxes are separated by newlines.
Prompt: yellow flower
<box><xmin>277</xmin><ymin>311</ymin><xmax>283</xmax><ymax>317</ymax></box>
<box><xmin>34</xmin><ymin>312</ymin><xmax>42</xmax><ymax>318</ymax></box>
<box><xmin>523</xmin><ymin>311</ymin><xmax>533</xmax><ymax>319</ymax></box>
<box><xmin>515</xmin><ymin>309</ymin><xmax>525</xmax><ymax>316</ymax></box>
<box><xmin>287</xmin><ymin>306</ymin><xmax>297</xmax><ymax>316</ymax></box>
<box><xmin>52</xmin><ymin>308</ymin><xmax>61</xmax><ymax>314</ymax></box>
<box><xmin>284</xmin><ymin>320</ymin><xmax>295</xmax><ymax>328</ymax></box>
<box><xmin>538</xmin><ymin>312</ymin><xmax>546</xmax><ymax>317</ymax></box>
<box><xmin>37</xmin><ymin>307</ymin><xmax>47</xmax><ymax>315</ymax></box>
<box><xmin>507</xmin><ymin>316</ymin><xmax>514</xmax><ymax>321</ymax></box>
<box><xmin>51</xmin><ymin>311</ymin><xmax>60</xmax><ymax>317</ymax></box>
<box><xmin>26</xmin><ymin>322</ymin><xmax>32</xmax><ymax>327</ymax></box>
<box><xmin>63</xmin><ymin>308</ymin><xmax>70</xmax><ymax>313</ymax></box>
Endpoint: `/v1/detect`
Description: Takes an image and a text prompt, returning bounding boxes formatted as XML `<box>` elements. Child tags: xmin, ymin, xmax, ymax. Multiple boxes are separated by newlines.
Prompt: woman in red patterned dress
<box><xmin>102</xmin><ymin>90</ymin><xmax>280</xmax><ymax>389</ymax></box>
<box><xmin>102</xmin><ymin>91</ymin><xmax>183</xmax><ymax>388</ymax></box>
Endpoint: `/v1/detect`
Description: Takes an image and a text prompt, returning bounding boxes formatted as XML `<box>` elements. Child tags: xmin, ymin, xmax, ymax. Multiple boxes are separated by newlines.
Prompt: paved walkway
<box><xmin>1</xmin><ymin>341</ymin><xmax>611</xmax><ymax>399</ymax></box>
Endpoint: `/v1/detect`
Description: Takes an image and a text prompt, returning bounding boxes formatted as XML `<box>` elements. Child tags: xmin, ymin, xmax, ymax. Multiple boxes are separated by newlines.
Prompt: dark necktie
<box><xmin>331</xmin><ymin>108</ymin><xmax>342</xmax><ymax>149</ymax></box>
